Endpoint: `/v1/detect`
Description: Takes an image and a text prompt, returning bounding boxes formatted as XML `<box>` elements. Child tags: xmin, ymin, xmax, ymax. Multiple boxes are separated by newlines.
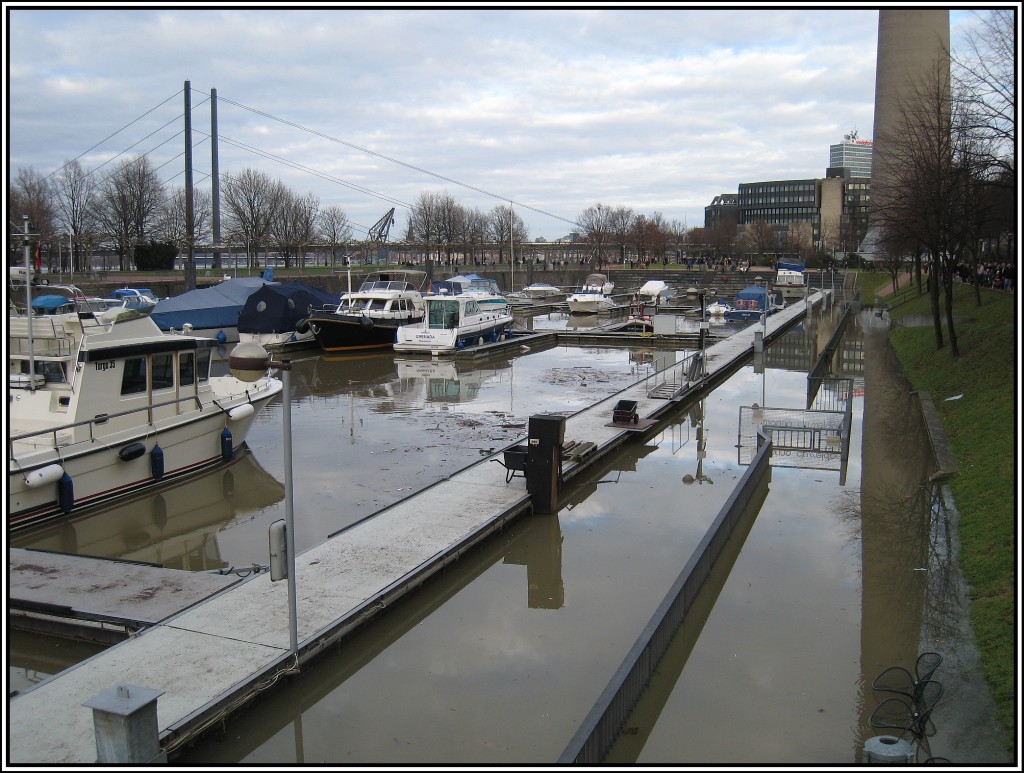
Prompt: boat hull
<box><xmin>393</xmin><ymin>317</ymin><xmax>513</xmax><ymax>354</ymax></box>
<box><xmin>306</xmin><ymin>311</ymin><xmax>423</xmax><ymax>351</ymax></box>
<box><xmin>8</xmin><ymin>376</ymin><xmax>282</xmax><ymax>531</ymax></box>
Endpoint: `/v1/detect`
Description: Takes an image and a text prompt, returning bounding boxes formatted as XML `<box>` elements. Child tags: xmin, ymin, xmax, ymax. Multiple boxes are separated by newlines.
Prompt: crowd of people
<box><xmin>955</xmin><ymin>262</ymin><xmax>1015</xmax><ymax>292</ymax></box>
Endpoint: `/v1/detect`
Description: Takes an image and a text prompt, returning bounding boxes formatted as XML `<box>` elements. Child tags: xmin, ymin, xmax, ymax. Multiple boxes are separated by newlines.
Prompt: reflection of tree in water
<box><xmin>919</xmin><ymin>483</ymin><xmax>963</xmax><ymax>645</ymax></box>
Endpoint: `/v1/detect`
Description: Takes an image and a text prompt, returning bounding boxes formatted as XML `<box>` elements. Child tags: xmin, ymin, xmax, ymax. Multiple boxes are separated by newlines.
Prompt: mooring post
<box><xmin>82</xmin><ymin>684</ymin><xmax>167</xmax><ymax>764</ymax></box>
<box><xmin>526</xmin><ymin>413</ymin><xmax>565</xmax><ymax>514</ymax></box>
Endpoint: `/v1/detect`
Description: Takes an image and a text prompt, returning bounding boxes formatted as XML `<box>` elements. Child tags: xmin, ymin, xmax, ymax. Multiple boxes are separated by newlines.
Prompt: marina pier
<box><xmin>9</xmin><ymin>294</ymin><xmax>825</xmax><ymax>764</ymax></box>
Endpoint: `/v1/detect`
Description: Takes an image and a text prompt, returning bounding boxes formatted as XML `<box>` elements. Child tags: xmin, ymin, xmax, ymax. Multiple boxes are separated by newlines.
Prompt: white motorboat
<box><xmin>707</xmin><ymin>300</ymin><xmax>732</xmax><ymax>316</ymax></box>
<box><xmin>432</xmin><ymin>274</ymin><xmax>509</xmax><ymax>312</ymax></box>
<box><xmin>106</xmin><ymin>288</ymin><xmax>160</xmax><ymax>314</ymax></box>
<box><xmin>566</xmin><ymin>272</ymin><xmax>616</xmax><ymax>313</ymax></box>
<box><xmin>8</xmin><ymin>302</ymin><xmax>282</xmax><ymax>530</ymax></box>
<box><xmin>393</xmin><ymin>293</ymin><xmax>514</xmax><ymax>355</ymax></box>
<box><xmin>520</xmin><ymin>283</ymin><xmax>564</xmax><ymax>301</ymax></box>
<box><xmin>304</xmin><ymin>271</ymin><xmax>427</xmax><ymax>352</ymax></box>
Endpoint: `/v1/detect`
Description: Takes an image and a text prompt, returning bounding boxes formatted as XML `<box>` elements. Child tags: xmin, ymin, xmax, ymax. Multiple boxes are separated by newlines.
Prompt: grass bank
<box><xmin>861</xmin><ymin>274</ymin><xmax>1016</xmax><ymax>750</ymax></box>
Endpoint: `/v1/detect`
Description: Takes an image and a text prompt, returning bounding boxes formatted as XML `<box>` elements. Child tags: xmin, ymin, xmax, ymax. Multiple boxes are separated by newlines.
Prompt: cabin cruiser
<box><xmin>431</xmin><ymin>274</ymin><xmax>509</xmax><ymax>312</ymax></box>
<box><xmin>775</xmin><ymin>260</ymin><xmax>807</xmax><ymax>299</ymax></box>
<box><xmin>519</xmin><ymin>282</ymin><xmax>564</xmax><ymax>301</ymax></box>
<box><xmin>8</xmin><ymin>300</ymin><xmax>282</xmax><ymax>530</ymax></box>
<box><xmin>304</xmin><ymin>272</ymin><xmax>426</xmax><ymax>352</ymax></box>
<box><xmin>106</xmin><ymin>288</ymin><xmax>159</xmax><ymax>314</ymax></box>
<box><xmin>565</xmin><ymin>273</ymin><xmax>616</xmax><ymax>313</ymax></box>
<box><xmin>393</xmin><ymin>293</ymin><xmax>514</xmax><ymax>355</ymax></box>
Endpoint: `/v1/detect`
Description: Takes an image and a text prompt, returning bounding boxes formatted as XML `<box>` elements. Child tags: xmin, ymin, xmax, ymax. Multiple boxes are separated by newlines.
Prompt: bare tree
<box><xmin>160</xmin><ymin>186</ymin><xmax>211</xmax><ymax>253</ymax></box>
<box><xmin>93</xmin><ymin>156</ymin><xmax>165</xmax><ymax>271</ymax></box>
<box><xmin>951</xmin><ymin>9</ymin><xmax>1015</xmax><ymax>182</ymax></box>
<box><xmin>221</xmin><ymin>168</ymin><xmax>284</xmax><ymax>270</ymax></box>
<box><xmin>745</xmin><ymin>220</ymin><xmax>779</xmax><ymax>266</ymax></box>
<box><xmin>488</xmin><ymin>204</ymin><xmax>528</xmax><ymax>266</ymax></box>
<box><xmin>50</xmin><ymin>159</ymin><xmax>97</xmax><ymax>273</ymax></box>
<box><xmin>408</xmin><ymin>191</ymin><xmax>444</xmax><ymax>268</ymax></box>
<box><xmin>9</xmin><ymin>168</ymin><xmax>57</xmax><ymax>272</ymax></box>
<box><xmin>318</xmin><ymin>205</ymin><xmax>353</xmax><ymax>267</ymax></box>
<box><xmin>461</xmin><ymin>207</ymin><xmax>490</xmax><ymax>266</ymax></box>
<box><xmin>272</xmin><ymin>190</ymin><xmax>320</xmax><ymax>269</ymax></box>
<box><xmin>609</xmin><ymin>206</ymin><xmax>636</xmax><ymax>265</ymax></box>
<box><xmin>577</xmin><ymin>203</ymin><xmax>615</xmax><ymax>269</ymax></box>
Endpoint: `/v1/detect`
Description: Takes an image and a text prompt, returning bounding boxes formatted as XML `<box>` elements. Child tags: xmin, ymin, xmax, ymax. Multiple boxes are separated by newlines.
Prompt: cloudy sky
<box><xmin>6</xmin><ymin>4</ymin><xmax>982</xmax><ymax>242</ymax></box>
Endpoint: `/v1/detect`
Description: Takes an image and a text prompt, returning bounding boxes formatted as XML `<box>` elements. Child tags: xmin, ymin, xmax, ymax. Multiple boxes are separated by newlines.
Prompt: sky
<box><xmin>4</xmin><ymin>4</ymin><xmax>988</xmax><ymax>243</ymax></box>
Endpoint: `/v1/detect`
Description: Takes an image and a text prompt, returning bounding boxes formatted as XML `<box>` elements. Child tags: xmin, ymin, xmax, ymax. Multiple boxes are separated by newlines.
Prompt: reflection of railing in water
<box><xmin>807</xmin><ymin>301</ymin><xmax>855</xmax><ymax>408</ymax></box>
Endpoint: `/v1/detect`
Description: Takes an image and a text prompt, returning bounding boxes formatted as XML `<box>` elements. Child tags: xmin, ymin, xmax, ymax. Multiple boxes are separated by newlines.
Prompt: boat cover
<box><xmin>777</xmin><ymin>260</ymin><xmax>806</xmax><ymax>273</ymax></box>
<box><xmin>151</xmin><ymin>277</ymin><xmax>271</xmax><ymax>331</ymax></box>
<box><xmin>237</xmin><ymin>282</ymin><xmax>338</xmax><ymax>334</ymax></box>
<box><xmin>732</xmin><ymin>285</ymin><xmax>769</xmax><ymax>311</ymax></box>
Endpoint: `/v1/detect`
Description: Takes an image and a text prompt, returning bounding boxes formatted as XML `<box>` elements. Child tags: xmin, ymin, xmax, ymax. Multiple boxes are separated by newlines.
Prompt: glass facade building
<box><xmin>829</xmin><ymin>137</ymin><xmax>873</xmax><ymax>178</ymax></box>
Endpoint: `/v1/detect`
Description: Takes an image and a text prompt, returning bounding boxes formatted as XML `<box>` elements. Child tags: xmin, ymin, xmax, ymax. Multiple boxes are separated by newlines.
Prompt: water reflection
<box><xmin>10</xmin><ymin>450</ymin><xmax>284</xmax><ymax>571</ymax></box>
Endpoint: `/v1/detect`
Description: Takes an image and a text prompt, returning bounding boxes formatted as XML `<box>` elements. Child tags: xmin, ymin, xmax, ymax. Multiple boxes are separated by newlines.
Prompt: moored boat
<box><xmin>775</xmin><ymin>259</ymin><xmax>807</xmax><ymax>298</ymax></box>
<box><xmin>566</xmin><ymin>272</ymin><xmax>616</xmax><ymax>314</ymax></box>
<box><xmin>106</xmin><ymin>288</ymin><xmax>160</xmax><ymax>314</ymax></box>
<box><xmin>150</xmin><ymin>276</ymin><xmax>272</xmax><ymax>344</ymax></box>
<box><xmin>393</xmin><ymin>293</ymin><xmax>514</xmax><ymax>355</ymax></box>
<box><xmin>8</xmin><ymin>303</ymin><xmax>282</xmax><ymax>530</ymax></box>
<box><xmin>520</xmin><ymin>282</ymin><xmax>564</xmax><ymax>301</ymax></box>
<box><xmin>304</xmin><ymin>271</ymin><xmax>427</xmax><ymax>352</ymax></box>
<box><xmin>238</xmin><ymin>281</ymin><xmax>337</xmax><ymax>350</ymax></box>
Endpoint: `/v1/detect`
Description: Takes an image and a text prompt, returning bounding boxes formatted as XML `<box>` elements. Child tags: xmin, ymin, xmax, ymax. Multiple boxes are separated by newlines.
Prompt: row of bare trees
<box><xmin>872</xmin><ymin>9</ymin><xmax>1015</xmax><ymax>356</ymax></box>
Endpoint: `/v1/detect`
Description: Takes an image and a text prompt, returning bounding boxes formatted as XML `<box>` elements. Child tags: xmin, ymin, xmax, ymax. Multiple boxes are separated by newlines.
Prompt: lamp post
<box><xmin>228</xmin><ymin>342</ymin><xmax>298</xmax><ymax>661</ymax></box>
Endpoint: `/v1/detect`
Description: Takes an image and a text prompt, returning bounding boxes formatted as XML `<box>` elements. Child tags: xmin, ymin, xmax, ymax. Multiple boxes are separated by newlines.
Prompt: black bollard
<box><xmin>526</xmin><ymin>414</ymin><xmax>565</xmax><ymax>514</ymax></box>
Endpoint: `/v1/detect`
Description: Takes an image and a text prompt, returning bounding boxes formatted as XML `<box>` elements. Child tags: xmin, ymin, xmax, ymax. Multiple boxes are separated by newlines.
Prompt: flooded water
<box><xmin>7</xmin><ymin>303</ymin><xmax>1005</xmax><ymax>764</ymax></box>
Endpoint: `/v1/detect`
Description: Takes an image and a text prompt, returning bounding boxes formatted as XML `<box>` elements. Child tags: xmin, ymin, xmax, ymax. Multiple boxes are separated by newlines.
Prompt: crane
<box><xmin>367</xmin><ymin>208</ymin><xmax>396</xmax><ymax>265</ymax></box>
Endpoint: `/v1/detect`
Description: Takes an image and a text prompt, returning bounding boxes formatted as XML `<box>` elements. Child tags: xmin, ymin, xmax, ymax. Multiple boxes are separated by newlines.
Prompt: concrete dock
<box><xmin>7</xmin><ymin>293</ymin><xmax>825</xmax><ymax>764</ymax></box>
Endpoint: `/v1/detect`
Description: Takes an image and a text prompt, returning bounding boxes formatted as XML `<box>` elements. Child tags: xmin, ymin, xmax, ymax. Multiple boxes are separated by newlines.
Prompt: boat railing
<box><xmin>7</xmin><ymin>316</ymin><xmax>75</xmax><ymax>358</ymax></box>
<box><xmin>8</xmin><ymin>390</ymin><xmax>224</xmax><ymax>456</ymax></box>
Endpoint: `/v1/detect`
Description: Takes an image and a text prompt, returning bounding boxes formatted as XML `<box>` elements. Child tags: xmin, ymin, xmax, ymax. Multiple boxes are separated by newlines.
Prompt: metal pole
<box><xmin>23</xmin><ymin>216</ymin><xmax>36</xmax><ymax>389</ymax></box>
<box><xmin>282</xmin><ymin>363</ymin><xmax>298</xmax><ymax>658</ymax></box>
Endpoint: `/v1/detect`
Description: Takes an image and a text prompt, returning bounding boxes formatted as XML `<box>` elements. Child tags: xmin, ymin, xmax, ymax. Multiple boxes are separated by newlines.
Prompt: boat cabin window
<box><xmin>366</xmin><ymin>299</ymin><xmax>386</xmax><ymax>312</ymax></box>
<box><xmin>428</xmin><ymin>300</ymin><xmax>461</xmax><ymax>330</ymax></box>
<box><xmin>197</xmin><ymin>348</ymin><xmax>210</xmax><ymax>384</ymax></box>
<box><xmin>179</xmin><ymin>352</ymin><xmax>196</xmax><ymax>387</ymax></box>
<box><xmin>121</xmin><ymin>357</ymin><xmax>148</xmax><ymax>395</ymax></box>
<box><xmin>18</xmin><ymin>360</ymin><xmax>66</xmax><ymax>383</ymax></box>
<box><xmin>152</xmin><ymin>353</ymin><xmax>174</xmax><ymax>391</ymax></box>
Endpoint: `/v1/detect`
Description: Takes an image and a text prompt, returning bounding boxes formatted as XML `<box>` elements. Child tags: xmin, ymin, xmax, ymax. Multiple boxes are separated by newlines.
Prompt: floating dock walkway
<box><xmin>7</xmin><ymin>293</ymin><xmax>826</xmax><ymax>764</ymax></box>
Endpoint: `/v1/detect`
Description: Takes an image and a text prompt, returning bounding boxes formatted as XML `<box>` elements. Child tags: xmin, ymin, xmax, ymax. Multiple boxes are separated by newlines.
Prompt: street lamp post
<box><xmin>228</xmin><ymin>342</ymin><xmax>298</xmax><ymax>662</ymax></box>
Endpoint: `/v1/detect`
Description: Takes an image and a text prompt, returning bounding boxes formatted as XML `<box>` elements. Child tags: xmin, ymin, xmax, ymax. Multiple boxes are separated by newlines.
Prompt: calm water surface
<box><xmin>8</xmin><ymin>304</ymin><xmax>1003</xmax><ymax>764</ymax></box>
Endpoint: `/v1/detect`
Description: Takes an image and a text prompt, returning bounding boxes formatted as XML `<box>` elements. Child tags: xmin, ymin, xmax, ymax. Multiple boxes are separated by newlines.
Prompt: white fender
<box><xmin>228</xmin><ymin>403</ymin><xmax>256</xmax><ymax>421</ymax></box>
<box><xmin>25</xmin><ymin>464</ymin><xmax>65</xmax><ymax>487</ymax></box>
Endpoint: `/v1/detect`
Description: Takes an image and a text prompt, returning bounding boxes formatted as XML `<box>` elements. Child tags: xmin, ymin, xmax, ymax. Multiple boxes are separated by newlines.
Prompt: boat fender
<box><xmin>296</xmin><ymin>318</ymin><xmax>310</xmax><ymax>334</ymax></box>
<box><xmin>360</xmin><ymin>315</ymin><xmax>374</xmax><ymax>329</ymax></box>
<box><xmin>228</xmin><ymin>403</ymin><xmax>255</xmax><ymax>422</ymax></box>
<box><xmin>118</xmin><ymin>442</ymin><xmax>147</xmax><ymax>462</ymax></box>
<box><xmin>221</xmin><ymin>428</ymin><xmax>233</xmax><ymax>462</ymax></box>
<box><xmin>58</xmin><ymin>473</ymin><xmax>75</xmax><ymax>513</ymax></box>
<box><xmin>491</xmin><ymin>330</ymin><xmax>499</xmax><ymax>343</ymax></box>
<box><xmin>24</xmin><ymin>463</ymin><xmax>65</xmax><ymax>488</ymax></box>
<box><xmin>151</xmin><ymin>444</ymin><xmax>165</xmax><ymax>480</ymax></box>
<box><xmin>217</xmin><ymin>330</ymin><xmax>227</xmax><ymax>344</ymax></box>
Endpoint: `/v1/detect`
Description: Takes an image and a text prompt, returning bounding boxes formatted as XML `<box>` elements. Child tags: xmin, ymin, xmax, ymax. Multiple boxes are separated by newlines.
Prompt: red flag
<box><xmin>34</xmin><ymin>243</ymin><xmax>41</xmax><ymax>272</ymax></box>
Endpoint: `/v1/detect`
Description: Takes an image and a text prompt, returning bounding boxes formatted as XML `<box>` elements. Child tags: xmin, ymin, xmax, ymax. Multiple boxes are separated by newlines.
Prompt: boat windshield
<box><xmin>427</xmin><ymin>300</ymin><xmax>461</xmax><ymax>330</ymax></box>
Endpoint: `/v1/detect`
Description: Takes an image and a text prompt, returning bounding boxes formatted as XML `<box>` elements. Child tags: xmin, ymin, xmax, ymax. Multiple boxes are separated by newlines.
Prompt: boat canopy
<box><xmin>733</xmin><ymin>285</ymin><xmax>769</xmax><ymax>311</ymax></box>
<box><xmin>238</xmin><ymin>282</ymin><xmax>338</xmax><ymax>334</ymax></box>
<box><xmin>776</xmin><ymin>260</ymin><xmax>805</xmax><ymax>273</ymax></box>
<box><xmin>151</xmin><ymin>277</ymin><xmax>272</xmax><ymax>331</ymax></box>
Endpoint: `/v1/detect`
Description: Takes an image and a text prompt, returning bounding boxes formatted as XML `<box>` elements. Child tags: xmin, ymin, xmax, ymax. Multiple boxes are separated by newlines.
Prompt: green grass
<box><xmin>884</xmin><ymin>282</ymin><xmax>1017</xmax><ymax>750</ymax></box>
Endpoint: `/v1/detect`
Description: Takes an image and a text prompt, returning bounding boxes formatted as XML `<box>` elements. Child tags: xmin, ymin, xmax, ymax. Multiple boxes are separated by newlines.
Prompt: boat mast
<box><xmin>509</xmin><ymin>202</ymin><xmax>514</xmax><ymax>291</ymax></box>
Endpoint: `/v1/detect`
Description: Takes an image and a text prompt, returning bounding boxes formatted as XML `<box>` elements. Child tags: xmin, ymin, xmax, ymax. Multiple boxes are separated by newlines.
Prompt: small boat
<box><xmin>106</xmin><ymin>288</ymin><xmax>159</xmax><ymax>314</ymax></box>
<box><xmin>304</xmin><ymin>271</ymin><xmax>427</xmax><ymax>352</ymax></box>
<box><xmin>238</xmin><ymin>281</ymin><xmax>338</xmax><ymax>350</ymax></box>
<box><xmin>726</xmin><ymin>285</ymin><xmax>776</xmax><ymax>320</ymax></box>
<box><xmin>393</xmin><ymin>293</ymin><xmax>514</xmax><ymax>355</ymax></box>
<box><xmin>707</xmin><ymin>300</ymin><xmax>732</xmax><ymax>316</ymax></box>
<box><xmin>520</xmin><ymin>282</ymin><xmax>564</xmax><ymax>301</ymax></box>
<box><xmin>632</xmin><ymin>280</ymin><xmax>675</xmax><ymax>307</ymax></box>
<box><xmin>8</xmin><ymin>302</ymin><xmax>282</xmax><ymax>529</ymax></box>
<box><xmin>775</xmin><ymin>259</ymin><xmax>807</xmax><ymax>299</ymax></box>
<box><xmin>150</xmin><ymin>276</ymin><xmax>272</xmax><ymax>344</ymax></box>
<box><xmin>566</xmin><ymin>272</ymin><xmax>616</xmax><ymax>314</ymax></box>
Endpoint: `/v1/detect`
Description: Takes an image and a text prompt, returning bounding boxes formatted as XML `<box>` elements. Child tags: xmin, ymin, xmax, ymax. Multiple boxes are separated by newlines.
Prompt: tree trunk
<box><xmin>943</xmin><ymin>265</ymin><xmax>959</xmax><ymax>356</ymax></box>
<box><xmin>929</xmin><ymin>255</ymin><xmax>944</xmax><ymax>349</ymax></box>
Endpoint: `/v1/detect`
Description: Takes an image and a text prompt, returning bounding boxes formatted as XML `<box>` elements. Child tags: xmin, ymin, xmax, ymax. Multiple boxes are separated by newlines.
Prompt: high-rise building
<box><xmin>829</xmin><ymin>131</ymin><xmax>873</xmax><ymax>178</ymax></box>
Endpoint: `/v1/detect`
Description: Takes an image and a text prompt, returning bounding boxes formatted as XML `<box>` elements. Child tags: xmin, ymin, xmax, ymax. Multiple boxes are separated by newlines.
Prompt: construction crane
<box><xmin>367</xmin><ymin>208</ymin><xmax>396</xmax><ymax>265</ymax></box>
